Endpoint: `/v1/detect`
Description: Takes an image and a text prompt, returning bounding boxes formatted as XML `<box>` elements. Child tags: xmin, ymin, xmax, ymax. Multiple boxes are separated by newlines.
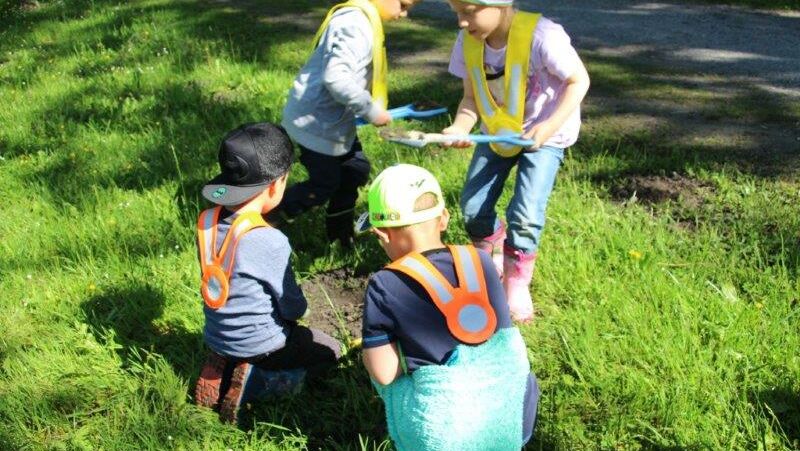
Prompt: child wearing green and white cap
<box><xmin>359</xmin><ymin>164</ymin><xmax>539</xmax><ymax>450</ymax></box>
<box><xmin>441</xmin><ymin>0</ymin><xmax>590</xmax><ymax>322</ymax></box>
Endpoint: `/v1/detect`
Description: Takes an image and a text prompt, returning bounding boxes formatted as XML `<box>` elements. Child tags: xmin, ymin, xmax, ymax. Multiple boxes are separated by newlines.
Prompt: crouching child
<box><xmin>358</xmin><ymin>164</ymin><xmax>540</xmax><ymax>450</ymax></box>
<box><xmin>194</xmin><ymin>123</ymin><xmax>342</xmax><ymax>424</ymax></box>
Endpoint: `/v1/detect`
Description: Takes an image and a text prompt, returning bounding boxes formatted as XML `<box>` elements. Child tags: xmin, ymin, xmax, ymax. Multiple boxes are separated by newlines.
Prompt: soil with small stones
<box><xmin>300</xmin><ymin>268</ymin><xmax>368</xmax><ymax>341</ymax></box>
<box><xmin>609</xmin><ymin>172</ymin><xmax>713</xmax><ymax>207</ymax></box>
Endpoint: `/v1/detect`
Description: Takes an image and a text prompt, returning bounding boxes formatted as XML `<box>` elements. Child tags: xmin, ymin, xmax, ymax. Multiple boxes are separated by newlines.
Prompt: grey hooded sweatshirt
<box><xmin>281</xmin><ymin>7</ymin><xmax>382</xmax><ymax>156</ymax></box>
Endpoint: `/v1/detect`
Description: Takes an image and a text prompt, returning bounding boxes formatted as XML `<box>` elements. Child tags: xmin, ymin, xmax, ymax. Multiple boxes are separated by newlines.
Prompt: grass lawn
<box><xmin>1</xmin><ymin>0</ymin><xmax>799</xmax><ymax>449</ymax></box>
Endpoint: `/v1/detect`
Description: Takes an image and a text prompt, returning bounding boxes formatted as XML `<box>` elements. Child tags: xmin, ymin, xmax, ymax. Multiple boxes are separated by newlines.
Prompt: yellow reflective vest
<box><xmin>313</xmin><ymin>0</ymin><xmax>388</xmax><ymax>109</ymax></box>
<box><xmin>464</xmin><ymin>11</ymin><xmax>541</xmax><ymax>157</ymax></box>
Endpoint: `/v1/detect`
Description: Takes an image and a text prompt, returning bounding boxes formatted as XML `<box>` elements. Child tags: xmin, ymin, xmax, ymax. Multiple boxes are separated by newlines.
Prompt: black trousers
<box><xmin>280</xmin><ymin>138</ymin><xmax>371</xmax><ymax>217</ymax></box>
<box><xmin>248</xmin><ymin>325</ymin><xmax>341</xmax><ymax>375</ymax></box>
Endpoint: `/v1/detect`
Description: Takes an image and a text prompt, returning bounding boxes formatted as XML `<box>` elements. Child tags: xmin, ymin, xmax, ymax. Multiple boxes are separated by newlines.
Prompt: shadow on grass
<box><xmin>755</xmin><ymin>386</ymin><xmax>800</xmax><ymax>447</ymax></box>
<box><xmin>81</xmin><ymin>284</ymin><xmax>202</xmax><ymax>381</ymax></box>
<box><xmin>575</xmin><ymin>122</ymin><xmax>800</xmax><ymax>278</ymax></box>
<box><xmin>580</xmin><ymin>53</ymin><xmax>800</xmax><ymax>179</ymax></box>
<box><xmin>5</xmin><ymin>0</ymin><xmax>461</xmax><ymax>269</ymax></box>
<box><xmin>242</xmin><ymin>352</ymin><xmax>389</xmax><ymax>449</ymax></box>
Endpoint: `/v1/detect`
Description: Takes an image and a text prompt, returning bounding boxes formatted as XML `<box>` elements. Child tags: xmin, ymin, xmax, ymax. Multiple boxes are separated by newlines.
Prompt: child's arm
<box><xmin>260</xmin><ymin>233</ymin><xmax>308</xmax><ymax>320</ymax></box>
<box><xmin>322</xmin><ymin>14</ymin><xmax>391</xmax><ymax>126</ymax></box>
<box><xmin>440</xmin><ymin>77</ymin><xmax>478</xmax><ymax>148</ymax></box>
<box><xmin>272</xmin><ymin>263</ymin><xmax>308</xmax><ymax>321</ymax></box>
<box><xmin>363</xmin><ymin>342</ymin><xmax>403</xmax><ymax>385</ymax></box>
<box><xmin>523</xmin><ymin>37</ymin><xmax>590</xmax><ymax>148</ymax></box>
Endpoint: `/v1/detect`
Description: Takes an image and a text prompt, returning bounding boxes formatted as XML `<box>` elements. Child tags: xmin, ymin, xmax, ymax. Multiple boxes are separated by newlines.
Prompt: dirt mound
<box><xmin>300</xmin><ymin>268</ymin><xmax>368</xmax><ymax>343</ymax></box>
<box><xmin>609</xmin><ymin>172</ymin><xmax>713</xmax><ymax>208</ymax></box>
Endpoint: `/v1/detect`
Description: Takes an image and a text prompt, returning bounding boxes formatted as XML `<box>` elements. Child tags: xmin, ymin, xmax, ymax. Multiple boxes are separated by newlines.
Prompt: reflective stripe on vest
<box><xmin>464</xmin><ymin>12</ymin><xmax>540</xmax><ymax>157</ymax></box>
<box><xmin>386</xmin><ymin>245</ymin><xmax>497</xmax><ymax>344</ymax></box>
<box><xmin>313</xmin><ymin>0</ymin><xmax>388</xmax><ymax>109</ymax></box>
<box><xmin>196</xmin><ymin>206</ymin><xmax>268</xmax><ymax>309</ymax></box>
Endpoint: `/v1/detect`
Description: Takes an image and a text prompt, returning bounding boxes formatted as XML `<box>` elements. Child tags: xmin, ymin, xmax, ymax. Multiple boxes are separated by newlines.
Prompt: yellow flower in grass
<box><xmin>628</xmin><ymin>249</ymin><xmax>643</xmax><ymax>260</ymax></box>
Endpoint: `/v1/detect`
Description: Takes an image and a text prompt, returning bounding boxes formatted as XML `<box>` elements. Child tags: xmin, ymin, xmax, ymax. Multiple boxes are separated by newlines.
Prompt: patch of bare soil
<box><xmin>301</xmin><ymin>268</ymin><xmax>368</xmax><ymax>342</ymax></box>
<box><xmin>609</xmin><ymin>172</ymin><xmax>713</xmax><ymax>208</ymax></box>
<box><xmin>18</xmin><ymin>0</ymin><xmax>39</xmax><ymax>11</ymax></box>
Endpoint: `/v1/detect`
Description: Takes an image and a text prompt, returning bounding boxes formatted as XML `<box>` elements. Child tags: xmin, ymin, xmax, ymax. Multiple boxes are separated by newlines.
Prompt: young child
<box><xmin>194</xmin><ymin>122</ymin><xmax>342</xmax><ymax>424</ymax></box>
<box><xmin>279</xmin><ymin>0</ymin><xmax>419</xmax><ymax>246</ymax></box>
<box><xmin>442</xmin><ymin>0</ymin><xmax>590</xmax><ymax>321</ymax></box>
<box><xmin>359</xmin><ymin>164</ymin><xmax>539</xmax><ymax>450</ymax></box>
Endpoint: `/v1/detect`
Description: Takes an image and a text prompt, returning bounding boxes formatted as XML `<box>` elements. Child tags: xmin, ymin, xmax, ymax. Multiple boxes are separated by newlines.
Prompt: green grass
<box><xmin>1</xmin><ymin>0</ymin><xmax>799</xmax><ymax>450</ymax></box>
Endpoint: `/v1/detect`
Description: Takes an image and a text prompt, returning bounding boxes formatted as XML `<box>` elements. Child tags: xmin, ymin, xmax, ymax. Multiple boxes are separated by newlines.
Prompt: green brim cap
<box><xmin>356</xmin><ymin>164</ymin><xmax>444</xmax><ymax>233</ymax></box>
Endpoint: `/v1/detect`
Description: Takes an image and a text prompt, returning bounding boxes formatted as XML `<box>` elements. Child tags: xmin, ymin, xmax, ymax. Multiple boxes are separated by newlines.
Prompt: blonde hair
<box><xmin>413</xmin><ymin>192</ymin><xmax>440</xmax><ymax>212</ymax></box>
<box><xmin>384</xmin><ymin>192</ymin><xmax>443</xmax><ymax>231</ymax></box>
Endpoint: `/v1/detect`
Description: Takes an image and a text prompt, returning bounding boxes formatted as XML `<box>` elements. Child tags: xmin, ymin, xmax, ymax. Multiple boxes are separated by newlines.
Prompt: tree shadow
<box><xmin>754</xmin><ymin>386</ymin><xmax>800</xmax><ymax>447</ymax></box>
<box><xmin>5</xmin><ymin>0</ymin><xmax>461</xmax><ymax>271</ymax></box>
<box><xmin>81</xmin><ymin>284</ymin><xmax>202</xmax><ymax>382</ymax></box>
<box><xmin>242</xmin><ymin>351</ymin><xmax>389</xmax><ymax>449</ymax></box>
<box><xmin>578</xmin><ymin>53</ymin><xmax>800</xmax><ymax>178</ymax></box>
<box><xmin>418</xmin><ymin>0</ymin><xmax>800</xmax><ymax>92</ymax></box>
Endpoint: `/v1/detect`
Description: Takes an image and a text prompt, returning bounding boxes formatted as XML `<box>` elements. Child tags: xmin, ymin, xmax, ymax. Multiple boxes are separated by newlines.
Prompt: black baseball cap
<box><xmin>202</xmin><ymin>122</ymin><xmax>293</xmax><ymax>206</ymax></box>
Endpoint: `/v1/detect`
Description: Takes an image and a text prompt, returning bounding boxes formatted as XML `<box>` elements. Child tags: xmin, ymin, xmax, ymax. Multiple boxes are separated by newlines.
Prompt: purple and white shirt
<box><xmin>448</xmin><ymin>16</ymin><xmax>582</xmax><ymax>149</ymax></box>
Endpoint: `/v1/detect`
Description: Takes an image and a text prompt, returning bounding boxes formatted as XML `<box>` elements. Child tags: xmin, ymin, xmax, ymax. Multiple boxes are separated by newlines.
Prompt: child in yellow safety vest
<box><xmin>441</xmin><ymin>0</ymin><xmax>591</xmax><ymax>322</ymax></box>
<box><xmin>357</xmin><ymin>164</ymin><xmax>539</xmax><ymax>450</ymax></box>
<box><xmin>279</xmin><ymin>0</ymin><xmax>421</xmax><ymax>246</ymax></box>
<box><xmin>194</xmin><ymin>123</ymin><xmax>342</xmax><ymax>425</ymax></box>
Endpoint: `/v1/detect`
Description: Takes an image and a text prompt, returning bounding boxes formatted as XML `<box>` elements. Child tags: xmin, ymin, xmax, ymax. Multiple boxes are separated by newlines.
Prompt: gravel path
<box><xmin>415</xmin><ymin>0</ymin><xmax>800</xmax><ymax>96</ymax></box>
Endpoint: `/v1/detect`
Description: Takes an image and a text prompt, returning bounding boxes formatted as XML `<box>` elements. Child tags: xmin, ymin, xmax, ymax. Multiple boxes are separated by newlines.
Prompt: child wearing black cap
<box><xmin>194</xmin><ymin>122</ymin><xmax>342</xmax><ymax>424</ymax></box>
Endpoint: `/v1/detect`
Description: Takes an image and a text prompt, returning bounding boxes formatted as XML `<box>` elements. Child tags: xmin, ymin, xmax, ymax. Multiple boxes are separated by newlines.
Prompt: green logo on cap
<box><xmin>212</xmin><ymin>187</ymin><xmax>227</xmax><ymax>198</ymax></box>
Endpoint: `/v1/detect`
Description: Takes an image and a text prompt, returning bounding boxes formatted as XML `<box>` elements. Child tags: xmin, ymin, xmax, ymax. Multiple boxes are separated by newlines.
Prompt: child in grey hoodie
<box><xmin>280</xmin><ymin>0</ymin><xmax>419</xmax><ymax>246</ymax></box>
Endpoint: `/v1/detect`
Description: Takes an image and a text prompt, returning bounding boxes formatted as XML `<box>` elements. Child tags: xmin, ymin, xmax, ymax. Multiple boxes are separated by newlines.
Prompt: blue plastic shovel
<box><xmin>356</xmin><ymin>102</ymin><xmax>448</xmax><ymax>126</ymax></box>
<box><xmin>379</xmin><ymin>129</ymin><xmax>535</xmax><ymax>148</ymax></box>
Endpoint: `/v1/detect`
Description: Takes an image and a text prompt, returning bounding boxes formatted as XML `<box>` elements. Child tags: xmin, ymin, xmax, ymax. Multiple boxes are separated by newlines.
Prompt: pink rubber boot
<box><xmin>503</xmin><ymin>245</ymin><xmax>536</xmax><ymax>322</ymax></box>
<box><xmin>470</xmin><ymin>222</ymin><xmax>506</xmax><ymax>278</ymax></box>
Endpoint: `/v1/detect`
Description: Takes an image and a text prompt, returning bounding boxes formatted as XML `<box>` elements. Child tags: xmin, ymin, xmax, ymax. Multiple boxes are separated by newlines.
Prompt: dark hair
<box><xmin>232</xmin><ymin>122</ymin><xmax>294</xmax><ymax>184</ymax></box>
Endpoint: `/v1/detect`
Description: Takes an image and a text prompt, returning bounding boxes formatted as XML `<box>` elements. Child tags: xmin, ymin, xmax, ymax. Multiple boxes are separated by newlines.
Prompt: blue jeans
<box><xmin>460</xmin><ymin>143</ymin><xmax>564</xmax><ymax>255</ymax></box>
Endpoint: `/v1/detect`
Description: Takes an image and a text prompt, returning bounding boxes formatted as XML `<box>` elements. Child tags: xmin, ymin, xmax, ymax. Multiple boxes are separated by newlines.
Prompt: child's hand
<box><xmin>440</xmin><ymin>125</ymin><xmax>472</xmax><ymax>148</ymax></box>
<box><xmin>522</xmin><ymin>121</ymin><xmax>557</xmax><ymax>150</ymax></box>
<box><xmin>372</xmin><ymin>110</ymin><xmax>392</xmax><ymax>127</ymax></box>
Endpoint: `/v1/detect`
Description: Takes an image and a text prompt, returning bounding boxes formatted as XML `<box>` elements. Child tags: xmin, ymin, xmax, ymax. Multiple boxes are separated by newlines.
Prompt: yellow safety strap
<box><xmin>464</xmin><ymin>11</ymin><xmax>540</xmax><ymax>157</ymax></box>
<box><xmin>312</xmin><ymin>0</ymin><xmax>388</xmax><ymax>109</ymax></box>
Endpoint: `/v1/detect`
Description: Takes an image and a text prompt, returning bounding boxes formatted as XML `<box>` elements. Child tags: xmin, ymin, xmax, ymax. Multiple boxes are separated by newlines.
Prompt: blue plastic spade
<box><xmin>356</xmin><ymin>102</ymin><xmax>448</xmax><ymax>126</ymax></box>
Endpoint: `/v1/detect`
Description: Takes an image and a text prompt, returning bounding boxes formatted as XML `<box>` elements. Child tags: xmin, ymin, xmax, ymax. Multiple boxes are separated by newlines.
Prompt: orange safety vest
<box><xmin>196</xmin><ymin>206</ymin><xmax>268</xmax><ymax>309</ymax></box>
<box><xmin>386</xmin><ymin>245</ymin><xmax>497</xmax><ymax>344</ymax></box>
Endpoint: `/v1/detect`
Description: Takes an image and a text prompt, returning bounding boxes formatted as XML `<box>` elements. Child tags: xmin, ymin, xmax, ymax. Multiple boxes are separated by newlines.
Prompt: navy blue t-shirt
<box><xmin>362</xmin><ymin>247</ymin><xmax>539</xmax><ymax>443</ymax></box>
